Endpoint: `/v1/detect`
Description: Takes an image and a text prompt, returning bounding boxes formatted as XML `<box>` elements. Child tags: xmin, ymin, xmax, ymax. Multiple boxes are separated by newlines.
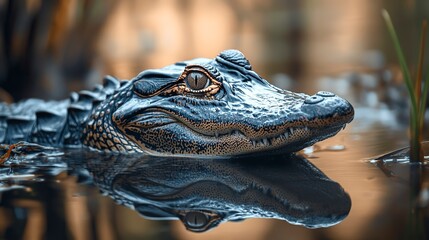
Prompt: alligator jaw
<box><xmin>121</xmin><ymin>112</ymin><xmax>351</xmax><ymax>157</ymax></box>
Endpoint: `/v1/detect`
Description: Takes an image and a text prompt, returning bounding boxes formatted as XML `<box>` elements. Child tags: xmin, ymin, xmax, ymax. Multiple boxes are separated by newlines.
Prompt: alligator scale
<box><xmin>0</xmin><ymin>50</ymin><xmax>354</xmax><ymax>157</ymax></box>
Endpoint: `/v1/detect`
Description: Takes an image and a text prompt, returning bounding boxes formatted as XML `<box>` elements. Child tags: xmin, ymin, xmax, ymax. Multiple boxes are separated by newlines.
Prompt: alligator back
<box><xmin>0</xmin><ymin>76</ymin><xmax>122</xmax><ymax>147</ymax></box>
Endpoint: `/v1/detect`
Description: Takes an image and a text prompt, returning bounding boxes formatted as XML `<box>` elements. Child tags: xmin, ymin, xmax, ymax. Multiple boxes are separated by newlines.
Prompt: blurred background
<box><xmin>1</xmin><ymin>1</ymin><xmax>429</xmax><ymax>240</ymax></box>
<box><xmin>1</xmin><ymin>0</ymin><xmax>428</xmax><ymax>103</ymax></box>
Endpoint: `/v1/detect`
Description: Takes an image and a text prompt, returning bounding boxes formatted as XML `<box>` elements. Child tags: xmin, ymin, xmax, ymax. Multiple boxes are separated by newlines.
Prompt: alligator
<box><xmin>0</xmin><ymin>50</ymin><xmax>354</xmax><ymax>157</ymax></box>
<box><xmin>73</xmin><ymin>152</ymin><xmax>351</xmax><ymax>232</ymax></box>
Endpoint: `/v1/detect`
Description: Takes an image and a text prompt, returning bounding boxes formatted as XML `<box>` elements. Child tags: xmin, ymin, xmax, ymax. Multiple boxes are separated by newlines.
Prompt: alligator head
<box><xmin>82</xmin><ymin>153</ymin><xmax>351</xmax><ymax>232</ymax></box>
<box><xmin>84</xmin><ymin>49</ymin><xmax>354</xmax><ymax>156</ymax></box>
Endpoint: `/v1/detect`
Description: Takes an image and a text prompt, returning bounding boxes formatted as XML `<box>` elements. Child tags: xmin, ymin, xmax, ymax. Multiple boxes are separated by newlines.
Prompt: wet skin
<box><xmin>0</xmin><ymin>50</ymin><xmax>354</xmax><ymax>157</ymax></box>
<box><xmin>78</xmin><ymin>152</ymin><xmax>351</xmax><ymax>232</ymax></box>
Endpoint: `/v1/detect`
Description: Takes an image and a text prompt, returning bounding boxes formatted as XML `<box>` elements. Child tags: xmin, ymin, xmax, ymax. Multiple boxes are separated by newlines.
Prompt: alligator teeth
<box><xmin>249</xmin><ymin>126</ymin><xmax>317</xmax><ymax>148</ymax></box>
<box><xmin>215</xmin><ymin>131</ymin><xmax>219</xmax><ymax>137</ymax></box>
<box><xmin>342</xmin><ymin>124</ymin><xmax>346</xmax><ymax>130</ymax></box>
<box><xmin>263</xmin><ymin>138</ymin><xmax>269</xmax><ymax>145</ymax></box>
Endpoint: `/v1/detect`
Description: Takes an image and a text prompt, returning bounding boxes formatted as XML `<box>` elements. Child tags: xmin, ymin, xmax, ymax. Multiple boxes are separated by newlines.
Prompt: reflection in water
<box><xmin>372</xmin><ymin>141</ymin><xmax>429</xmax><ymax>164</ymax></box>
<box><xmin>76</xmin><ymin>153</ymin><xmax>351</xmax><ymax>232</ymax></box>
<box><xmin>369</xmin><ymin>141</ymin><xmax>429</xmax><ymax>240</ymax></box>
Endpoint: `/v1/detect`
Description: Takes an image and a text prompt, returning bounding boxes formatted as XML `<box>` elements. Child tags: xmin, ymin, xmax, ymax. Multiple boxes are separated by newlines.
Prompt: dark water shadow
<box><xmin>68</xmin><ymin>152</ymin><xmax>351</xmax><ymax>233</ymax></box>
<box><xmin>369</xmin><ymin>141</ymin><xmax>429</xmax><ymax>240</ymax></box>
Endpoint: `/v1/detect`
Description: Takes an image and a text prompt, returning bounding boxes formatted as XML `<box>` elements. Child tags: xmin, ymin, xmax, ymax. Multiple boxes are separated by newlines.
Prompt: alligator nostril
<box><xmin>316</xmin><ymin>91</ymin><xmax>335</xmax><ymax>97</ymax></box>
<box><xmin>304</xmin><ymin>95</ymin><xmax>324</xmax><ymax>104</ymax></box>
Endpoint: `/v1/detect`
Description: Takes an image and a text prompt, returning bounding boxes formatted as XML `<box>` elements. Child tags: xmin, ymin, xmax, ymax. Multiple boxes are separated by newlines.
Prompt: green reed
<box><xmin>382</xmin><ymin>9</ymin><xmax>429</xmax><ymax>162</ymax></box>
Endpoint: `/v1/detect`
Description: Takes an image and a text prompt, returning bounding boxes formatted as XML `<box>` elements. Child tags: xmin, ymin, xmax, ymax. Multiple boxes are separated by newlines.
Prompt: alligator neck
<box><xmin>82</xmin><ymin>82</ymin><xmax>142</xmax><ymax>153</ymax></box>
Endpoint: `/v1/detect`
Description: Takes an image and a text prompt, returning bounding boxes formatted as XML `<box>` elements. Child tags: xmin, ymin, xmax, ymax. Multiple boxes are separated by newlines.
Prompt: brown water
<box><xmin>0</xmin><ymin>106</ymin><xmax>427</xmax><ymax>240</ymax></box>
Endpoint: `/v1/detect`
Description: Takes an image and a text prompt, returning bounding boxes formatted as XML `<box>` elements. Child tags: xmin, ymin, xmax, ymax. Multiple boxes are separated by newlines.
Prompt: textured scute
<box><xmin>4</xmin><ymin>117</ymin><xmax>34</xmax><ymax>143</ymax></box>
<box><xmin>30</xmin><ymin>111</ymin><xmax>66</xmax><ymax>145</ymax></box>
<box><xmin>0</xmin><ymin>76</ymin><xmax>122</xmax><ymax>146</ymax></box>
<box><xmin>0</xmin><ymin>103</ymin><xmax>9</xmax><ymax>142</ymax></box>
<box><xmin>103</xmin><ymin>75</ymin><xmax>121</xmax><ymax>95</ymax></box>
<box><xmin>0</xmin><ymin>115</ymin><xmax>6</xmax><ymax>142</ymax></box>
<box><xmin>1</xmin><ymin>100</ymin><xmax>69</xmax><ymax>144</ymax></box>
<box><xmin>217</xmin><ymin>49</ymin><xmax>252</xmax><ymax>70</ymax></box>
<box><xmin>0</xmin><ymin>102</ymin><xmax>10</xmax><ymax>115</ymax></box>
<box><xmin>63</xmin><ymin>106</ymin><xmax>92</xmax><ymax>146</ymax></box>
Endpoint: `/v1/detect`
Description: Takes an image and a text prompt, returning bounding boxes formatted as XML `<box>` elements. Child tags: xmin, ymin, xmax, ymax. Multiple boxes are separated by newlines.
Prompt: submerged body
<box><xmin>0</xmin><ymin>50</ymin><xmax>354</xmax><ymax>157</ymax></box>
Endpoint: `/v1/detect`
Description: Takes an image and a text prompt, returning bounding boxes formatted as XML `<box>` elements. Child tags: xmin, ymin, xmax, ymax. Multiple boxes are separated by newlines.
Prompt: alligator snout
<box><xmin>302</xmin><ymin>91</ymin><xmax>354</xmax><ymax>125</ymax></box>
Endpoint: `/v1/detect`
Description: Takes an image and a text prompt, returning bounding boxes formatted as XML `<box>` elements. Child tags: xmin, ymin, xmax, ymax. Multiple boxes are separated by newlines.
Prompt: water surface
<box><xmin>0</xmin><ymin>107</ymin><xmax>427</xmax><ymax>240</ymax></box>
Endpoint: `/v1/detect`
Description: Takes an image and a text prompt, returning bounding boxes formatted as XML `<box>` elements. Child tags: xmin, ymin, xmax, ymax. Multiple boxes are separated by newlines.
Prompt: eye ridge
<box><xmin>157</xmin><ymin>65</ymin><xmax>222</xmax><ymax>98</ymax></box>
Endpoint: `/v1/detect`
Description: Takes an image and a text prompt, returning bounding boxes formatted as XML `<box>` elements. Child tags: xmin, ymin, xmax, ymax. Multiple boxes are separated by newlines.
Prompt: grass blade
<box><xmin>420</xmin><ymin>73</ymin><xmax>429</xmax><ymax>124</ymax></box>
<box><xmin>418</xmin><ymin>21</ymin><xmax>428</xmax><ymax>127</ymax></box>
<box><xmin>382</xmin><ymin>9</ymin><xmax>417</xmax><ymax>113</ymax></box>
<box><xmin>382</xmin><ymin>9</ymin><xmax>423</xmax><ymax>162</ymax></box>
<box><xmin>416</xmin><ymin>21</ymin><xmax>426</xmax><ymax>123</ymax></box>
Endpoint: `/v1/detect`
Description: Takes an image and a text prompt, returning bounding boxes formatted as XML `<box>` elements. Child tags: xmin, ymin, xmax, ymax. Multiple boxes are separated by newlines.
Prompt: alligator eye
<box><xmin>184</xmin><ymin>212</ymin><xmax>209</xmax><ymax>229</ymax></box>
<box><xmin>186</xmin><ymin>72</ymin><xmax>209</xmax><ymax>90</ymax></box>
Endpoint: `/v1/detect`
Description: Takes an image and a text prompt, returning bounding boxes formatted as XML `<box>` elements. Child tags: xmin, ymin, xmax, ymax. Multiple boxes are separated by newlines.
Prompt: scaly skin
<box><xmin>0</xmin><ymin>50</ymin><xmax>354</xmax><ymax>157</ymax></box>
<box><xmin>76</xmin><ymin>153</ymin><xmax>351</xmax><ymax>232</ymax></box>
